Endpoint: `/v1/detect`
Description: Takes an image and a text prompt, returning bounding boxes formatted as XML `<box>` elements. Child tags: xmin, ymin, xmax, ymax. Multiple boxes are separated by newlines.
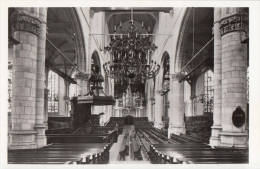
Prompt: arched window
<box><xmin>48</xmin><ymin>70</ymin><xmax>59</xmax><ymax>113</ymax></box>
<box><xmin>203</xmin><ymin>70</ymin><xmax>214</xmax><ymax>113</ymax></box>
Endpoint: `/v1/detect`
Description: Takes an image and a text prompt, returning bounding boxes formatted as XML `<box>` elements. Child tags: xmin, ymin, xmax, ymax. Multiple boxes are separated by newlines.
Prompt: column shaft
<box><xmin>35</xmin><ymin>8</ymin><xmax>47</xmax><ymax>148</ymax></box>
<box><xmin>154</xmin><ymin>92</ymin><xmax>163</xmax><ymax>129</ymax></box>
<box><xmin>10</xmin><ymin>8</ymin><xmax>41</xmax><ymax>149</ymax></box>
<box><xmin>168</xmin><ymin>75</ymin><xmax>185</xmax><ymax>138</ymax></box>
<box><xmin>219</xmin><ymin>8</ymin><xmax>248</xmax><ymax>147</ymax></box>
<box><xmin>210</xmin><ymin>8</ymin><xmax>222</xmax><ymax>146</ymax></box>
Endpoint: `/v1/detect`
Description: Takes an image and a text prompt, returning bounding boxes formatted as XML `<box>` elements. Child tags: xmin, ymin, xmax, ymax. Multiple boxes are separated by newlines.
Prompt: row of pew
<box><xmin>136</xmin><ymin>127</ymin><xmax>248</xmax><ymax>164</ymax></box>
<box><xmin>46</xmin><ymin>129</ymin><xmax>118</xmax><ymax>144</ymax></box>
<box><xmin>149</xmin><ymin>143</ymin><xmax>248</xmax><ymax>164</ymax></box>
<box><xmin>9</xmin><ymin>123</ymin><xmax>118</xmax><ymax>164</ymax></box>
<box><xmin>9</xmin><ymin>143</ymin><xmax>112</xmax><ymax>164</ymax></box>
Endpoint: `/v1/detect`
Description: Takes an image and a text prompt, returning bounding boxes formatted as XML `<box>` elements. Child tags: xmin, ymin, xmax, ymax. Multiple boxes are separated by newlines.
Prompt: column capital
<box><xmin>10</xmin><ymin>10</ymin><xmax>42</xmax><ymax>36</ymax></box>
<box><xmin>219</xmin><ymin>13</ymin><xmax>248</xmax><ymax>37</ymax></box>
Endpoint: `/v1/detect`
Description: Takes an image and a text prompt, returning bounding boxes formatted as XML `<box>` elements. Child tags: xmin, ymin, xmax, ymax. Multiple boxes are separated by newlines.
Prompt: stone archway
<box><xmin>168</xmin><ymin>8</ymin><xmax>214</xmax><ymax>139</ymax></box>
<box><xmin>45</xmin><ymin>8</ymin><xmax>87</xmax><ymax>130</ymax></box>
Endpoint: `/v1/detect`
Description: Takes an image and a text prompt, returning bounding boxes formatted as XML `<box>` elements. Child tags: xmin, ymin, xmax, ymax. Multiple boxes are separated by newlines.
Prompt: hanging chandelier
<box><xmin>103</xmin><ymin>9</ymin><xmax>160</xmax><ymax>82</ymax></box>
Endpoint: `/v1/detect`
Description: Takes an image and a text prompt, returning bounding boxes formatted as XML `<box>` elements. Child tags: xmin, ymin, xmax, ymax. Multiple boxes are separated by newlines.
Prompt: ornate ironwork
<box><xmin>103</xmin><ymin>11</ymin><xmax>160</xmax><ymax>82</ymax></box>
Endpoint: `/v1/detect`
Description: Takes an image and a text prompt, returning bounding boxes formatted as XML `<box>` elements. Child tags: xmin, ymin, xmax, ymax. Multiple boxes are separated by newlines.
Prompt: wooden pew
<box><xmin>46</xmin><ymin>134</ymin><xmax>109</xmax><ymax>144</ymax></box>
<box><xmin>149</xmin><ymin>143</ymin><xmax>248</xmax><ymax>164</ymax></box>
<box><xmin>9</xmin><ymin>143</ymin><xmax>112</xmax><ymax>164</ymax></box>
<box><xmin>143</xmin><ymin>129</ymin><xmax>167</xmax><ymax>144</ymax></box>
<box><xmin>46</xmin><ymin>129</ymin><xmax>118</xmax><ymax>144</ymax></box>
<box><xmin>138</xmin><ymin>129</ymin><xmax>159</xmax><ymax>144</ymax></box>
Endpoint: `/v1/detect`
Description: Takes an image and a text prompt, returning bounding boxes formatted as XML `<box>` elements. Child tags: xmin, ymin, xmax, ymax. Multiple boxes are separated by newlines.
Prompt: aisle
<box><xmin>109</xmin><ymin>125</ymin><xmax>150</xmax><ymax>164</ymax></box>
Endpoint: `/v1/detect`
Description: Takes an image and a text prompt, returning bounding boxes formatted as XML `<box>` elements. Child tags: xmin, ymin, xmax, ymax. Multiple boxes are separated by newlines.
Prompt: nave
<box><xmin>8</xmin><ymin>117</ymin><xmax>248</xmax><ymax>164</ymax></box>
<box><xmin>8</xmin><ymin>7</ymin><xmax>249</xmax><ymax>165</ymax></box>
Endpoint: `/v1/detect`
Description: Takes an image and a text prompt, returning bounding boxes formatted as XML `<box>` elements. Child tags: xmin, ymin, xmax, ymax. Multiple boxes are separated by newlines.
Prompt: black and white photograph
<box><xmin>1</xmin><ymin>1</ymin><xmax>260</xmax><ymax>167</ymax></box>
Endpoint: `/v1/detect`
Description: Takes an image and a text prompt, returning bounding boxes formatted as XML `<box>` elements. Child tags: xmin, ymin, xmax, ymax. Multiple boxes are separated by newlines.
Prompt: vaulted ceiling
<box><xmin>180</xmin><ymin>8</ymin><xmax>214</xmax><ymax>81</ymax></box>
<box><xmin>46</xmin><ymin>8</ymin><xmax>84</xmax><ymax>83</ymax></box>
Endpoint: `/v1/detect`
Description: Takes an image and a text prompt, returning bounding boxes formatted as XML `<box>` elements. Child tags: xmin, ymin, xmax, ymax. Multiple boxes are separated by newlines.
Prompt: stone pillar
<box><xmin>168</xmin><ymin>74</ymin><xmax>186</xmax><ymax>138</ymax></box>
<box><xmin>152</xmin><ymin>102</ymin><xmax>155</xmax><ymax>122</ymax></box>
<box><xmin>154</xmin><ymin>92</ymin><xmax>163</xmax><ymax>129</ymax></box>
<box><xmin>210</xmin><ymin>8</ymin><xmax>222</xmax><ymax>146</ymax></box>
<box><xmin>146</xmin><ymin>99</ymin><xmax>152</xmax><ymax>120</ymax></box>
<box><xmin>9</xmin><ymin>8</ymin><xmax>42</xmax><ymax>149</ymax></box>
<box><xmin>64</xmin><ymin>80</ymin><xmax>70</xmax><ymax>116</ymax></box>
<box><xmin>44</xmin><ymin>88</ymin><xmax>49</xmax><ymax>129</ymax></box>
<box><xmin>35</xmin><ymin>8</ymin><xmax>48</xmax><ymax>148</ymax></box>
<box><xmin>219</xmin><ymin>8</ymin><xmax>248</xmax><ymax>147</ymax></box>
<box><xmin>145</xmin><ymin>82</ymin><xmax>152</xmax><ymax>121</ymax></box>
<box><xmin>44</xmin><ymin>68</ymin><xmax>49</xmax><ymax>129</ymax></box>
<box><xmin>58</xmin><ymin>77</ymin><xmax>66</xmax><ymax>116</ymax></box>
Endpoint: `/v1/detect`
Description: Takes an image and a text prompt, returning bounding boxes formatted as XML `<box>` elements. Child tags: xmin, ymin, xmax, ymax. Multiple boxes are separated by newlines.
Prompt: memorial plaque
<box><xmin>232</xmin><ymin>106</ymin><xmax>246</xmax><ymax>128</ymax></box>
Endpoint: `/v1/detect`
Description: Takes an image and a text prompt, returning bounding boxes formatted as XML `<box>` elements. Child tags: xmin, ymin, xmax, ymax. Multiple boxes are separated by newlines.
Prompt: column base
<box><xmin>35</xmin><ymin>124</ymin><xmax>47</xmax><ymax>148</ymax></box>
<box><xmin>9</xmin><ymin>130</ymin><xmax>37</xmax><ymax>149</ymax></box>
<box><xmin>209</xmin><ymin>125</ymin><xmax>222</xmax><ymax>147</ymax></box>
<box><xmin>219</xmin><ymin>131</ymin><xmax>248</xmax><ymax>148</ymax></box>
<box><xmin>168</xmin><ymin>125</ymin><xmax>186</xmax><ymax>138</ymax></box>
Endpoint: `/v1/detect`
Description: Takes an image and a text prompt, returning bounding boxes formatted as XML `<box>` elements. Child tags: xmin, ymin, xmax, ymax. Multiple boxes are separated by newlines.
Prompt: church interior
<box><xmin>7</xmin><ymin>7</ymin><xmax>249</xmax><ymax>164</ymax></box>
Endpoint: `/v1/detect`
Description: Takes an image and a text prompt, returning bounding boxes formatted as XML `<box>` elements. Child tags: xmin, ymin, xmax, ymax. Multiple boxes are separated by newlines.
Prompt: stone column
<box><xmin>151</xmin><ymin>100</ymin><xmax>155</xmax><ymax>122</ymax></box>
<box><xmin>58</xmin><ymin>77</ymin><xmax>66</xmax><ymax>116</ymax></box>
<box><xmin>146</xmin><ymin>99</ymin><xmax>152</xmax><ymax>120</ymax></box>
<box><xmin>64</xmin><ymin>80</ymin><xmax>70</xmax><ymax>116</ymax></box>
<box><xmin>210</xmin><ymin>8</ymin><xmax>222</xmax><ymax>146</ymax></box>
<box><xmin>43</xmin><ymin>68</ymin><xmax>49</xmax><ymax>129</ymax></box>
<box><xmin>168</xmin><ymin>74</ymin><xmax>186</xmax><ymax>138</ymax></box>
<box><xmin>145</xmin><ymin>82</ymin><xmax>152</xmax><ymax>121</ymax></box>
<box><xmin>219</xmin><ymin>8</ymin><xmax>248</xmax><ymax>147</ymax></box>
<box><xmin>154</xmin><ymin>92</ymin><xmax>163</xmax><ymax>129</ymax></box>
<box><xmin>9</xmin><ymin>8</ymin><xmax>42</xmax><ymax>149</ymax></box>
<box><xmin>35</xmin><ymin>8</ymin><xmax>48</xmax><ymax>148</ymax></box>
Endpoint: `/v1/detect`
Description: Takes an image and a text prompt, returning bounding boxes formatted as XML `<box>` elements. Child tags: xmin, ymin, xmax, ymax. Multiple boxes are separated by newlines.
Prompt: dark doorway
<box><xmin>124</xmin><ymin>115</ymin><xmax>134</xmax><ymax>125</ymax></box>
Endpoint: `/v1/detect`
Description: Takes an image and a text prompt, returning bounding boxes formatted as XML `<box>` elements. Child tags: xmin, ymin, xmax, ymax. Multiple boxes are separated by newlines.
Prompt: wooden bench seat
<box><xmin>138</xmin><ymin>129</ymin><xmax>159</xmax><ymax>144</ymax></box>
<box><xmin>8</xmin><ymin>143</ymin><xmax>111</xmax><ymax>164</ymax></box>
<box><xmin>152</xmin><ymin>143</ymin><xmax>210</xmax><ymax>148</ymax></box>
<box><xmin>170</xmin><ymin>134</ymin><xmax>194</xmax><ymax>143</ymax></box>
<box><xmin>150</xmin><ymin>143</ymin><xmax>248</xmax><ymax>164</ymax></box>
<box><xmin>46</xmin><ymin>134</ymin><xmax>109</xmax><ymax>144</ymax></box>
<box><xmin>149</xmin><ymin>129</ymin><xmax>177</xmax><ymax>144</ymax></box>
<box><xmin>143</xmin><ymin>129</ymin><xmax>168</xmax><ymax>144</ymax></box>
<box><xmin>134</xmin><ymin>127</ymin><xmax>248</xmax><ymax>164</ymax></box>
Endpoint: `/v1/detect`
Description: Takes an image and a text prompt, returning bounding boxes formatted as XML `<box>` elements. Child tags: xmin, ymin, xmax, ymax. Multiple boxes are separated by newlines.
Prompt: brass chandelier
<box><xmin>103</xmin><ymin>9</ymin><xmax>160</xmax><ymax>83</ymax></box>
